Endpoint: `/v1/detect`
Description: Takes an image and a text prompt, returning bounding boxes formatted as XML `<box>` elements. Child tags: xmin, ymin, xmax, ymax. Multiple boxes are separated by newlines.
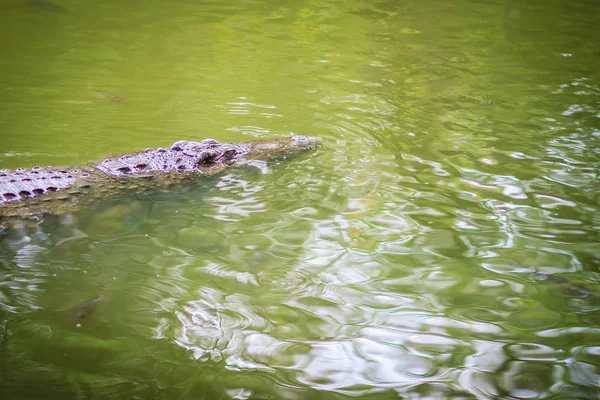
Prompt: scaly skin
<box><xmin>0</xmin><ymin>135</ymin><xmax>320</xmax><ymax>219</ymax></box>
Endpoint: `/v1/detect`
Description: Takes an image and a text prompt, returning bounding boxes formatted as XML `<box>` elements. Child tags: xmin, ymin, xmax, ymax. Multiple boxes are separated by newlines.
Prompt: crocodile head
<box><xmin>96</xmin><ymin>135</ymin><xmax>319</xmax><ymax>177</ymax></box>
<box><xmin>169</xmin><ymin>135</ymin><xmax>320</xmax><ymax>167</ymax></box>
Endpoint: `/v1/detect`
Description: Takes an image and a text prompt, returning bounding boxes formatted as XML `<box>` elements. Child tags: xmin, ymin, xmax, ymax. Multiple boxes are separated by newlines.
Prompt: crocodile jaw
<box><xmin>241</xmin><ymin>135</ymin><xmax>321</xmax><ymax>162</ymax></box>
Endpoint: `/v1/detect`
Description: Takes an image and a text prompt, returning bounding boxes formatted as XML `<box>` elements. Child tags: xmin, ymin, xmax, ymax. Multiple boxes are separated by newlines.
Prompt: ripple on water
<box><xmin>506</xmin><ymin>342</ymin><xmax>562</xmax><ymax>361</ymax></box>
<box><xmin>507</xmin><ymin>308</ymin><xmax>563</xmax><ymax>330</ymax></box>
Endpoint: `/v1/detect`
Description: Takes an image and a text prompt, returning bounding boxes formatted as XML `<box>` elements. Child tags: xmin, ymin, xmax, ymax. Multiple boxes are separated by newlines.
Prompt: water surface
<box><xmin>1</xmin><ymin>0</ymin><xmax>599</xmax><ymax>399</ymax></box>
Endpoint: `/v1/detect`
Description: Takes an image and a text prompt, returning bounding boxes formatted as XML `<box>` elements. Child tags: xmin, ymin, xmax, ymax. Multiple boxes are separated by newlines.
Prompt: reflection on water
<box><xmin>1</xmin><ymin>0</ymin><xmax>599</xmax><ymax>399</ymax></box>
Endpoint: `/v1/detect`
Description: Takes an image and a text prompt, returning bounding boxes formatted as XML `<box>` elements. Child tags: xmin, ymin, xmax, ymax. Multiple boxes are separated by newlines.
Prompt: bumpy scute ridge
<box><xmin>0</xmin><ymin>168</ymin><xmax>89</xmax><ymax>204</ymax></box>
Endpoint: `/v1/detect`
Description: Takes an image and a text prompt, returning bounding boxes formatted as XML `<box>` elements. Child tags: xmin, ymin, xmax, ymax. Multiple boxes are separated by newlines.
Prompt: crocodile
<box><xmin>0</xmin><ymin>135</ymin><xmax>320</xmax><ymax>219</ymax></box>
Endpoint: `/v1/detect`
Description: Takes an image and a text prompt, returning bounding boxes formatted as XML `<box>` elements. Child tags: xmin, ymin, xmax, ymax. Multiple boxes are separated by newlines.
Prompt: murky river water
<box><xmin>1</xmin><ymin>0</ymin><xmax>599</xmax><ymax>399</ymax></box>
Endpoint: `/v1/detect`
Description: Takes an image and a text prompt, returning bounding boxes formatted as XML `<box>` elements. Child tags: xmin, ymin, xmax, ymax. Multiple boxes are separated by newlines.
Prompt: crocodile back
<box><xmin>0</xmin><ymin>167</ymin><xmax>90</xmax><ymax>204</ymax></box>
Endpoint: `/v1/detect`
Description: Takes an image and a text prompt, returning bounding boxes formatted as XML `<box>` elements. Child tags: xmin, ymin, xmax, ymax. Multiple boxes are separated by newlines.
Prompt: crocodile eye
<box><xmin>196</xmin><ymin>150</ymin><xmax>219</xmax><ymax>165</ymax></box>
<box><xmin>135</xmin><ymin>162</ymin><xmax>148</xmax><ymax>170</ymax></box>
<box><xmin>197</xmin><ymin>152</ymin><xmax>217</xmax><ymax>165</ymax></box>
<box><xmin>222</xmin><ymin>149</ymin><xmax>237</xmax><ymax>159</ymax></box>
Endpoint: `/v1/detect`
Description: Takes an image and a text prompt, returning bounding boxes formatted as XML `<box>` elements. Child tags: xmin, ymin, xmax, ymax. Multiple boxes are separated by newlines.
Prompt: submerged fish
<box><xmin>531</xmin><ymin>272</ymin><xmax>597</xmax><ymax>298</ymax></box>
<box><xmin>93</xmin><ymin>89</ymin><xmax>126</xmax><ymax>104</ymax></box>
<box><xmin>24</xmin><ymin>0</ymin><xmax>69</xmax><ymax>13</ymax></box>
<box><xmin>69</xmin><ymin>295</ymin><xmax>104</xmax><ymax>322</ymax></box>
<box><xmin>0</xmin><ymin>319</ymin><xmax>8</xmax><ymax>346</ymax></box>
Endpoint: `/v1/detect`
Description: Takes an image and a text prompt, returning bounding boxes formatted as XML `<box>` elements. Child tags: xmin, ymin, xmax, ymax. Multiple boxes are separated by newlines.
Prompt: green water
<box><xmin>1</xmin><ymin>0</ymin><xmax>599</xmax><ymax>398</ymax></box>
